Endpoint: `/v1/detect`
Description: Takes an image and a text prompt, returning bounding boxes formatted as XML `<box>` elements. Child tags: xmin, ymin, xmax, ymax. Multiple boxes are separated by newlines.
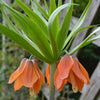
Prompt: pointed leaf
<box><xmin>48</xmin><ymin>3</ymin><xmax>75</xmax><ymax>59</ymax></box>
<box><xmin>34</xmin><ymin>0</ymin><xmax>49</xmax><ymax>19</ymax></box>
<box><xmin>64</xmin><ymin>0</ymin><xmax>92</xmax><ymax>48</ymax></box>
<box><xmin>82</xmin><ymin>27</ymin><xmax>100</xmax><ymax>46</ymax></box>
<box><xmin>1</xmin><ymin>7</ymin><xmax>21</xmax><ymax>34</ymax></box>
<box><xmin>3</xmin><ymin>2</ymin><xmax>53</xmax><ymax>59</ymax></box>
<box><xmin>57</xmin><ymin>0</ymin><xmax>73</xmax><ymax>54</ymax></box>
<box><xmin>44</xmin><ymin>0</ymin><xmax>49</xmax><ymax>14</ymax></box>
<box><xmin>69</xmin><ymin>27</ymin><xmax>100</xmax><ymax>55</ymax></box>
<box><xmin>50</xmin><ymin>0</ymin><xmax>56</xmax><ymax>15</ymax></box>
<box><xmin>0</xmin><ymin>24</ymin><xmax>51</xmax><ymax>63</ymax></box>
<box><xmin>15</xmin><ymin>0</ymin><xmax>49</xmax><ymax>39</ymax></box>
<box><xmin>65</xmin><ymin>25</ymin><xmax>97</xmax><ymax>51</ymax></box>
<box><xmin>58</xmin><ymin>0</ymin><xmax>62</xmax><ymax>7</ymax></box>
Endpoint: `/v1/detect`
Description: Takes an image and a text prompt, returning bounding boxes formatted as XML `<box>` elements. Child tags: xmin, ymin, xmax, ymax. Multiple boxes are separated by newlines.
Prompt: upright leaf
<box><xmin>50</xmin><ymin>0</ymin><xmax>56</xmax><ymax>15</ymax></box>
<box><xmin>34</xmin><ymin>0</ymin><xmax>49</xmax><ymax>19</ymax></box>
<box><xmin>44</xmin><ymin>0</ymin><xmax>49</xmax><ymax>14</ymax></box>
<box><xmin>57</xmin><ymin>0</ymin><xmax>73</xmax><ymax>54</ymax></box>
<box><xmin>64</xmin><ymin>0</ymin><xmax>92</xmax><ymax>48</ymax></box>
<box><xmin>49</xmin><ymin>0</ymin><xmax>59</xmax><ymax>40</ymax></box>
<box><xmin>30</xmin><ymin>0</ymin><xmax>47</xmax><ymax>26</ymax></box>
<box><xmin>58</xmin><ymin>0</ymin><xmax>62</xmax><ymax>7</ymax></box>
<box><xmin>48</xmin><ymin>3</ymin><xmax>74</xmax><ymax>60</ymax></box>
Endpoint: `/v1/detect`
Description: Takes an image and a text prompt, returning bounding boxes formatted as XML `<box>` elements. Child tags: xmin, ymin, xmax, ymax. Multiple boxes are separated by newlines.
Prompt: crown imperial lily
<box><xmin>54</xmin><ymin>54</ymin><xmax>90</xmax><ymax>93</ymax></box>
<box><xmin>8</xmin><ymin>58</ymin><xmax>45</xmax><ymax>95</ymax></box>
<box><xmin>46</xmin><ymin>54</ymin><xmax>90</xmax><ymax>93</ymax></box>
<box><xmin>1</xmin><ymin>0</ymin><xmax>99</xmax><ymax>99</ymax></box>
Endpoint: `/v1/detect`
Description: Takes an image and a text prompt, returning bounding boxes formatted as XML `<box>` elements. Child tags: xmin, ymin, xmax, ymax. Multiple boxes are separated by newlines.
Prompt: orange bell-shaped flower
<box><xmin>54</xmin><ymin>54</ymin><xmax>90</xmax><ymax>93</ymax></box>
<box><xmin>8</xmin><ymin>58</ymin><xmax>45</xmax><ymax>95</ymax></box>
<box><xmin>54</xmin><ymin>54</ymin><xmax>73</xmax><ymax>91</ymax></box>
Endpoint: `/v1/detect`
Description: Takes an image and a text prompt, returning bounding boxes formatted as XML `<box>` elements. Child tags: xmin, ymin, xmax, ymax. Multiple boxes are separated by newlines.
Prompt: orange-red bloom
<box><xmin>46</xmin><ymin>54</ymin><xmax>90</xmax><ymax>93</ymax></box>
<box><xmin>8</xmin><ymin>58</ymin><xmax>45</xmax><ymax>95</ymax></box>
<box><xmin>54</xmin><ymin>54</ymin><xmax>90</xmax><ymax>93</ymax></box>
<box><xmin>46</xmin><ymin>63</ymin><xmax>59</xmax><ymax>87</ymax></box>
<box><xmin>46</xmin><ymin>64</ymin><xmax>50</xmax><ymax>86</ymax></box>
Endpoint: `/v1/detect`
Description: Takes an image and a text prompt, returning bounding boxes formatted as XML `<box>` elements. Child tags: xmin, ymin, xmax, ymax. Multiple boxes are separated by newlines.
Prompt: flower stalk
<box><xmin>49</xmin><ymin>63</ymin><xmax>56</xmax><ymax>100</ymax></box>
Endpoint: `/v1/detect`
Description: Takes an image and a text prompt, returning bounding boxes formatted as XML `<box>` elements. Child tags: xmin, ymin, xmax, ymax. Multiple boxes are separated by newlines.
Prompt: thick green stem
<box><xmin>49</xmin><ymin>63</ymin><xmax>56</xmax><ymax>100</ymax></box>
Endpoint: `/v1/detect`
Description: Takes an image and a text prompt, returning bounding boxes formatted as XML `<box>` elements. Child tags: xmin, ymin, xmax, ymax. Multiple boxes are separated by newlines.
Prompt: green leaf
<box><xmin>48</xmin><ymin>3</ymin><xmax>75</xmax><ymax>60</ymax></box>
<box><xmin>58</xmin><ymin>0</ymin><xmax>62</xmax><ymax>7</ymax></box>
<box><xmin>0</xmin><ymin>24</ymin><xmax>51</xmax><ymax>63</ymax></box>
<box><xmin>44</xmin><ymin>0</ymin><xmax>49</xmax><ymax>14</ymax></box>
<box><xmin>64</xmin><ymin>0</ymin><xmax>92</xmax><ymax>48</ymax></box>
<box><xmin>30</xmin><ymin>0</ymin><xmax>48</xmax><ymax>27</ymax></box>
<box><xmin>82</xmin><ymin>27</ymin><xmax>100</xmax><ymax>47</ymax></box>
<box><xmin>48</xmin><ymin>3</ymin><xmax>75</xmax><ymax>37</ymax></box>
<box><xmin>72</xmin><ymin>25</ymin><xmax>97</xmax><ymax>38</ymax></box>
<box><xmin>57</xmin><ymin>0</ymin><xmax>73</xmax><ymax>54</ymax></box>
<box><xmin>34</xmin><ymin>0</ymin><xmax>49</xmax><ymax>19</ymax></box>
<box><xmin>57</xmin><ymin>0</ymin><xmax>62</xmax><ymax>17</ymax></box>
<box><xmin>65</xmin><ymin>25</ymin><xmax>97</xmax><ymax>51</ymax></box>
<box><xmin>3</xmin><ymin>2</ymin><xmax>53</xmax><ymax>60</ymax></box>
<box><xmin>1</xmin><ymin>7</ymin><xmax>21</xmax><ymax>34</ymax></box>
<box><xmin>15</xmin><ymin>0</ymin><xmax>49</xmax><ymax>39</ymax></box>
<box><xmin>50</xmin><ymin>0</ymin><xmax>58</xmax><ymax>42</ymax></box>
<box><xmin>50</xmin><ymin>0</ymin><xmax>56</xmax><ymax>15</ymax></box>
<box><xmin>69</xmin><ymin>27</ymin><xmax>100</xmax><ymax>55</ymax></box>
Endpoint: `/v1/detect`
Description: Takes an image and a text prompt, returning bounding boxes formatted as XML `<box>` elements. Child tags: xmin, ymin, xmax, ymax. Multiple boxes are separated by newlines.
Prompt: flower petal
<box><xmin>33</xmin><ymin>79</ymin><xmax>42</xmax><ymax>95</ymax></box>
<box><xmin>8</xmin><ymin>58</ymin><xmax>27</xmax><ymax>84</ymax></box>
<box><xmin>54</xmin><ymin>68</ymin><xmax>64</xmax><ymax>91</ymax></box>
<box><xmin>34</xmin><ymin>61</ymin><xmax>45</xmax><ymax>86</ymax></box>
<box><xmin>38</xmin><ymin>69</ymin><xmax>45</xmax><ymax>86</ymax></box>
<box><xmin>67</xmin><ymin>71</ymin><xmax>84</xmax><ymax>92</ymax></box>
<box><xmin>58</xmin><ymin>54</ymin><xmax>73</xmax><ymax>79</ymax></box>
<box><xmin>78</xmin><ymin>62</ymin><xmax>90</xmax><ymax>84</ymax></box>
<box><xmin>58</xmin><ymin>79</ymin><xmax>67</xmax><ymax>91</ymax></box>
<box><xmin>20</xmin><ymin>60</ymin><xmax>38</xmax><ymax>87</ymax></box>
<box><xmin>14</xmin><ymin>78</ymin><xmax>23</xmax><ymax>91</ymax></box>
<box><xmin>74</xmin><ymin>75</ymin><xmax>84</xmax><ymax>91</ymax></box>
<box><xmin>46</xmin><ymin>64</ymin><xmax>50</xmax><ymax>85</ymax></box>
<box><xmin>72</xmin><ymin>57</ymin><xmax>90</xmax><ymax>84</ymax></box>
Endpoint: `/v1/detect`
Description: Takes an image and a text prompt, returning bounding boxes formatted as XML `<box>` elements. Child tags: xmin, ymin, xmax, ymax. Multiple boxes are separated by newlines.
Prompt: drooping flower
<box><xmin>8</xmin><ymin>58</ymin><xmax>45</xmax><ymax>95</ymax></box>
<box><xmin>46</xmin><ymin>63</ymin><xmax>59</xmax><ymax>87</ymax></box>
<box><xmin>46</xmin><ymin>64</ymin><xmax>50</xmax><ymax>86</ymax></box>
<box><xmin>54</xmin><ymin>54</ymin><xmax>90</xmax><ymax>93</ymax></box>
<box><xmin>54</xmin><ymin>54</ymin><xmax>74</xmax><ymax>91</ymax></box>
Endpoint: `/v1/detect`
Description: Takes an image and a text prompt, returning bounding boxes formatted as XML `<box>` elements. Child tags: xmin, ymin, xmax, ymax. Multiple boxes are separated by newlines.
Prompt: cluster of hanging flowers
<box><xmin>46</xmin><ymin>54</ymin><xmax>90</xmax><ymax>93</ymax></box>
<box><xmin>8</xmin><ymin>54</ymin><xmax>90</xmax><ymax>95</ymax></box>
